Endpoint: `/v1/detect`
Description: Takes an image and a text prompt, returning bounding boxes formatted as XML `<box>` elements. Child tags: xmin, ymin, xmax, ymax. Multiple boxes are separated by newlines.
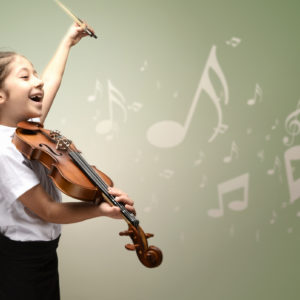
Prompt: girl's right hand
<box><xmin>64</xmin><ymin>22</ymin><xmax>95</xmax><ymax>47</ymax></box>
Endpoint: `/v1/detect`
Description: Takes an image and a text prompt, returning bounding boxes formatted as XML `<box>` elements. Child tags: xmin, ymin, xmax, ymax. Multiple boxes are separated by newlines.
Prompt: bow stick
<box><xmin>54</xmin><ymin>0</ymin><xmax>98</xmax><ymax>39</ymax></box>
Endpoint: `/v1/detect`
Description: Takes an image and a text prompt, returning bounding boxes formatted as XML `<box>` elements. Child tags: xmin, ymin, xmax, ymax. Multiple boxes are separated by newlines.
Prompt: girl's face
<box><xmin>0</xmin><ymin>55</ymin><xmax>44</xmax><ymax>126</ymax></box>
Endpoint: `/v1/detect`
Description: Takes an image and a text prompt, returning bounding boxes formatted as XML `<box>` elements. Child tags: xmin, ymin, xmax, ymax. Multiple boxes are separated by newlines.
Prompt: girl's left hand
<box><xmin>97</xmin><ymin>187</ymin><xmax>136</xmax><ymax>220</ymax></box>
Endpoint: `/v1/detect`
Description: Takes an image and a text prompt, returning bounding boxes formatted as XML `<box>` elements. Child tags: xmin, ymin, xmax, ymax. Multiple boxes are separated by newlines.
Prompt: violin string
<box><xmin>69</xmin><ymin>150</ymin><xmax>139</xmax><ymax>227</ymax></box>
<box><xmin>69</xmin><ymin>150</ymin><xmax>109</xmax><ymax>196</ymax></box>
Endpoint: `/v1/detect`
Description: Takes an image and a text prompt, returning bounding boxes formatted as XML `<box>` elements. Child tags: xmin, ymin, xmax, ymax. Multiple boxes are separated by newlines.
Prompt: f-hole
<box><xmin>39</xmin><ymin>143</ymin><xmax>63</xmax><ymax>157</ymax></box>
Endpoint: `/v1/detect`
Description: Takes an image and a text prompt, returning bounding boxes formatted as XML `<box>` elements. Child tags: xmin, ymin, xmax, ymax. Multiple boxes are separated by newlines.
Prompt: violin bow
<box><xmin>54</xmin><ymin>0</ymin><xmax>98</xmax><ymax>39</ymax></box>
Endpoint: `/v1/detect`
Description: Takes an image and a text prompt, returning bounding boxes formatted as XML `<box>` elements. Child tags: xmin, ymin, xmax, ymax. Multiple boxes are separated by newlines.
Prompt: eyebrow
<box><xmin>17</xmin><ymin>67</ymin><xmax>38</xmax><ymax>75</ymax></box>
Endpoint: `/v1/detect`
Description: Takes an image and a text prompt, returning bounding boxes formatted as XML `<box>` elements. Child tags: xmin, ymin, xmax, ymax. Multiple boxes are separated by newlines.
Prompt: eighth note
<box><xmin>267</xmin><ymin>156</ymin><xmax>282</xmax><ymax>183</ymax></box>
<box><xmin>271</xmin><ymin>119</ymin><xmax>279</xmax><ymax>130</ymax></box>
<box><xmin>87</xmin><ymin>79</ymin><xmax>103</xmax><ymax>102</ymax></box>
<box><xmin>147</xmin><ymin>45</ymin><xmax>229</xmax><ymax>148</ymax></box>
<box><xmin>223</xmin><ymin>141</ymin><xmax>239</xmax><ymax>163</ymax></box>
<box><xmin>207</xmin><ymin>173</ymin><xmax>249</xmax><ymax>218</ymax></box>
<box><xmin>247</xmin><ymin>83</ymin><xmax>263</xmax><ymax>106</ymax></box>
<box><xmin>140</xmin><ymin>60</ymin><xmax>148</xmax><ymax>72</ymax></box>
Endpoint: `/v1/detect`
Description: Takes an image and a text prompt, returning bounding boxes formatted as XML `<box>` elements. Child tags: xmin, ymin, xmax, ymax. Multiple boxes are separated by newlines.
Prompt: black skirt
<box><xmin>0</xmin><ymin>233</ymin><xmax>60</xmax><ymax>300</ymax></box>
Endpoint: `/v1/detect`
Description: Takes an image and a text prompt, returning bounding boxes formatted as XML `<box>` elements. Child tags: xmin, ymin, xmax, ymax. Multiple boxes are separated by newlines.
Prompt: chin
<box><xmin>27</xmin><ymin>112</ymin><xmax>42</xmax><ymax>121</ymax></box>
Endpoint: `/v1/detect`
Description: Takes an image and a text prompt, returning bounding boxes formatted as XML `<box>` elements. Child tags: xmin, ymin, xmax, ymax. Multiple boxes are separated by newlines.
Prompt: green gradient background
<box><xmin>1</xmin><ymin>1</ymin><xmax>300</xmax><ymax>299</ymax></box>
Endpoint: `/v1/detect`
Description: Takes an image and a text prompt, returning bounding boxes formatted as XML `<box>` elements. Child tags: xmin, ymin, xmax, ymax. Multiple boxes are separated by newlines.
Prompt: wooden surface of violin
<box><xmin>13</xmin><ymin>121</ymin><xmax>163</xmax><ymax>268</ymax></box>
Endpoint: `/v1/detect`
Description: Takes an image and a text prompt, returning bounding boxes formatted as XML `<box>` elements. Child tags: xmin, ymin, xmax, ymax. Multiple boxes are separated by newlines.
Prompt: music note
<box><xmin>87</xmin><ymin>79</ymin><xmax>103</xmax><ymax>102</ymax></box>
<box><xmin>207</xmin><ymin>173</ymin><xmax>249</xmax><ymax>218</ymax></box>
<box><xmin>246</xmin><ymin>128</ymin><xmax>253</xmax><ymax>135</ymax></box>
<box><xmin>147</xmin><ymin>45</ymin><xmax>229</xmax><ymax>148</ymax></box>
<box><xmin>271</xmin><ymin>119</ymin><xmax>279</xmax><ymax>130</ymax></box>
<box><xmin>284</xmin><ymin>145</ymin><xmax>300</xmax><ymax>203</ymax></box>
<box><xmin>173</xmin><ymin>91</ymin><xmax>179</xmax><ymax>99</ymax></box>
<box><xmin>194</xmin><ymin>151</ymin><xmax>205</xmax><ymax>166</ymax></box>
<box><xmin>159</xmin><ymin>169</ymin><xmax>174</xmax><ymax>179</ymax></box>
<box><xmin>140</xmin><ymin>60</ymin><xmax>148</xmax><ymax>72</ymax></box>
<box><xmin>96</xmin><ymin>80</ymin><xmax>128</xmax><ymax>136</ymax></box>
<box><xmin>223</xmin><ymin>141</ymin><xmax>239</xmax><ymax>163</ymax></box>
<box><xmin>257</xmin><ymin>149</ymin><xmax>264</xmax><ymax>162</ymax></box>
<box><xmin>199</xmin><ymin>174</ymin><xmax>207</xmax><ymax>189</ymax></box>
<box><xmin>283</xmin><ymin>100</ymin><xmax>300</xmax><ymax>147</ymax></box>
<box><xmin>226</xmin><ymin>37</ymin><xmax>241</xmax><ymax>48</ymax></box>
<box><xmin>267</xmin><ymin>156</ymin><xmax>283</xmax><ymax>182</ymax></box>
<box><xmin>270</xmin><ymin>210</ymin><xmax>277</xmax><ymax>225</ymax></box>
<box><xmin>128</xmin><ymin>102</ymin><xmax>143</xmax><ymax>112</ymax></box>
<box><xmin>247</xmin><ymin>84</ymin><xmax>263</xmax><ymax>106</ymax></box>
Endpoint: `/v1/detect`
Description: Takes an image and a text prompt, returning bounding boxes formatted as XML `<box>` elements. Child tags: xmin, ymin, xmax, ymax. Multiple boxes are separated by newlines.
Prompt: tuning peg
<box><xmin>125</xmin><ymin>243</ymin><xmax>139</xmax><ymax>251</ymax></box>
<box><xmin>145</xmin><ymin>233</ymin><xmax>154</xmax><ymax>239</ymax></box>
<box><xmin>119</xmin><ymin>230</ymin><xmax>133</xmax><ymax>236</ymax></box>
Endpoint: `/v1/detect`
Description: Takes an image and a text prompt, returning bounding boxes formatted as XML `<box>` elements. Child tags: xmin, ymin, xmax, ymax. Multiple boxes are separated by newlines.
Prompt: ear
<box><xmin>0</xmin><ymin>90</ymin><xmax>7</xmax><ymax>105</ymax></box>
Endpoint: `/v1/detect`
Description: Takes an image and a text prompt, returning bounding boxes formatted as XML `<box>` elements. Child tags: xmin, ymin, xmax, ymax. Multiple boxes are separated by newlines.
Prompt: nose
<box><xmin>33</xmin><ymin>75</ymin><xmax>44</xmax><ymax>88</ymax></box>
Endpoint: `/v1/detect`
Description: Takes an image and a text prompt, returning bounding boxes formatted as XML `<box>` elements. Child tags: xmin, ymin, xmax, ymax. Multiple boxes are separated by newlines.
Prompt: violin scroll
<box><xmin>119</xmin><ymin>224</ymin><xmax>163</xmax><ymax>268</ymax></box>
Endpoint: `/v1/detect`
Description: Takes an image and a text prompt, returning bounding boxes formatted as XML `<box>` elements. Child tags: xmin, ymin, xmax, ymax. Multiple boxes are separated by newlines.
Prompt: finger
<box><xmin>108</xmin><ymin>187</ymin><xmax>123</xmax><ymax>196</ymax></box>
<box><xmin>125</xmin><ymin>204</ymin><xmax>136</xmax><ymax>216</ymax></box>
<box><xmin>78</xmin><ymin>19</ymin><xmax>96</xmax><ymax>37</ymax></box>
<box><xmin>115</xmin><ymin>195</ymin><xmax>134</xmax><ymax>206</ymax></box>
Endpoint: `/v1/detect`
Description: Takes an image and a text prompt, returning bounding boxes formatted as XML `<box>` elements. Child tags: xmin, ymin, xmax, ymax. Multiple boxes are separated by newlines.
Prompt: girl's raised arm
<box><xmin>40</xmin><ymin>23</ymin><xmax>94</xmax><ymax>123</ymax></box>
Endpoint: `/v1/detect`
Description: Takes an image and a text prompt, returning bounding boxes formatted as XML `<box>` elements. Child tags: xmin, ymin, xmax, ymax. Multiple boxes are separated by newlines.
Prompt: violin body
<box><xmin>13</xmin><ymin>121</ymin><xmax>163</xmax><ymax>268</ymax></box>
<box><xmin>13</xmin><ymin>121</ymin><xmax>112</xmax><ymax>204</ymax></box>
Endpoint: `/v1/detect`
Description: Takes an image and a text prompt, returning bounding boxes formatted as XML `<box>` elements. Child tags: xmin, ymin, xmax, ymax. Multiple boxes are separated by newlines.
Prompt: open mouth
<box><xmin>29</xmin><ymin>94</ymin><xmax>43</xmax><ymax>102</ymax></box>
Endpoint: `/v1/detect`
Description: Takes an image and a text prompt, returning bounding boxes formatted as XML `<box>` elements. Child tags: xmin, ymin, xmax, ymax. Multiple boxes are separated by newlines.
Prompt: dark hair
<box><xmin>0</xmin><ymin>51</ymin><xmax>17</xmax><ymax>89</ymax></box>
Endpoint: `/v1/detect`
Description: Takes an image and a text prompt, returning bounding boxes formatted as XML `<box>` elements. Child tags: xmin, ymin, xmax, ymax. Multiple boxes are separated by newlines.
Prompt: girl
<box><xmin>0</xmin><ymin>23</ymin><xmax>135</xmax><ymax>299</ymax></box>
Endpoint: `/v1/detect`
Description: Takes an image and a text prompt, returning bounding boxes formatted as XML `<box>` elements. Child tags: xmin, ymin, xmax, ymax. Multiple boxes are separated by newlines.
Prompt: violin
<box><xmin>12</xmin><ymin>121</ymin><xmax>163</xmax><ymax>268</ymax></box>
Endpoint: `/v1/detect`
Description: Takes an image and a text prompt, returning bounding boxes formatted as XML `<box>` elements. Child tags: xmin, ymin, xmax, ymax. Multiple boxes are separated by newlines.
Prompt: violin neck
<box><xmin>68</xmin><ymin>150</ymin><xmax>139</xmax><ymax>228</ymax></box>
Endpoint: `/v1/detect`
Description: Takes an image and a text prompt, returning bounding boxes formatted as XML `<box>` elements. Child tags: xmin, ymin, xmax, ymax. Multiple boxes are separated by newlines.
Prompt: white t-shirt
<box><xmin>0</xmin><ymin>124</ymin><xmax>61</xmax><ymax>241</ymax></box>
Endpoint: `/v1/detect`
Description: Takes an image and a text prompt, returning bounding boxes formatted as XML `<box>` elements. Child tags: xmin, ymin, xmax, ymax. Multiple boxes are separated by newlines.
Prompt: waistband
<box><xmin>0</xmin><ymin>233</ymin><xmax>60</xmax><ymax>258</ymax></box>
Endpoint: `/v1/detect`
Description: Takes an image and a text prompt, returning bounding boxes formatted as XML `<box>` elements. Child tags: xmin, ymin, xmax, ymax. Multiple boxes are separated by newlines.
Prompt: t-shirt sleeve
<box><xmin>0</xmin><ymin>144</ymin><xmax>40</xmax><ymax>204</ymax></box>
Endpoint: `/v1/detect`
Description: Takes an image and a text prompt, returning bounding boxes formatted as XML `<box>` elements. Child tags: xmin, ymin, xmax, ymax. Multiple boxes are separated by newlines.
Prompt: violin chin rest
<box><xmin>17</xmin><ymin>120</ymin><xmax>43</xmax><ymax>131</ymax></box>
